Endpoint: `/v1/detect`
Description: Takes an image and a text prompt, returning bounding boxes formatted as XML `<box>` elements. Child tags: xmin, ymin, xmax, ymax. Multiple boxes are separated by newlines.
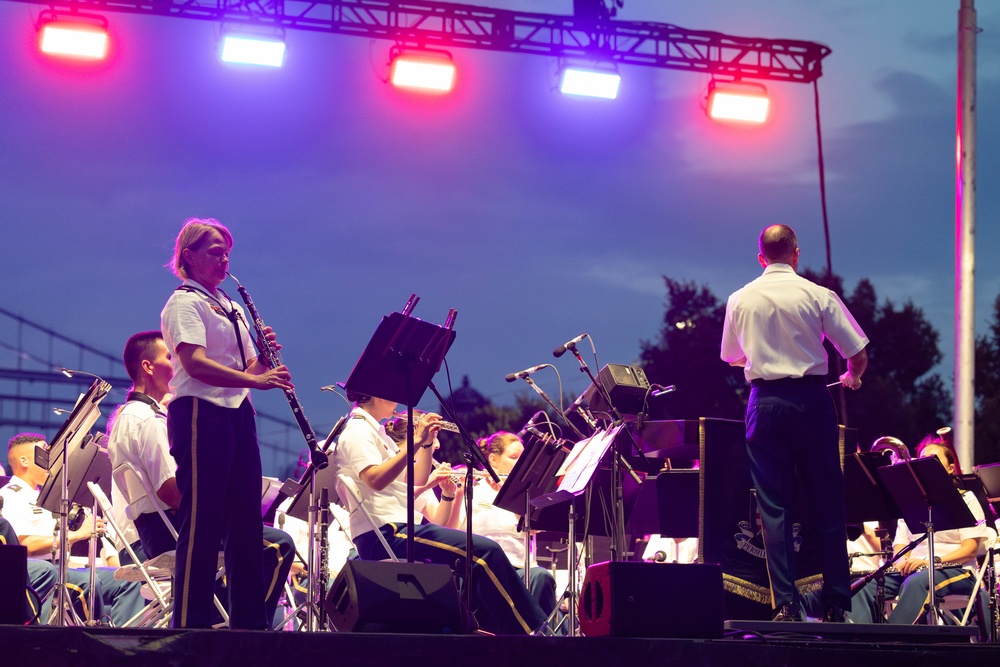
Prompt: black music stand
<box><xmin>527</xmin><ymin>425</ymin><xmax>624</xmax><ymax>635</ymax></box>
<box><xmin>845</xmin><ymin>450</ymin><xmax>899</xmax><ymax>526</ymax></box>
<box><xmin>343</xmin><ymin>300</ymin><xmax>457</xmax><ymax>562</ymax></box>
<box><xmin>877</xmin><ymin>456</ymin><xmax>977</xmax><ymax>624</ymax></box>
<box><xmin>34</xmin><ymin>378</ymin><xmax>110</xmax><ymax>626</ymax></box>
<box><xmin>37</xmin><ymin>434</ymin><xmax>112</xmax><ymax>514</ymax></box>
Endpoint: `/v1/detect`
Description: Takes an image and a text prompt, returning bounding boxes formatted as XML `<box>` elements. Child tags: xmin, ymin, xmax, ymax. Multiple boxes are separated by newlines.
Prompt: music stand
<box><xmin>527</xmin><ymin>425</ymin><xmax>623</xmax><ymax>635</ymax></box>
<box><xmin>844</xmin><ymin>450</ymin><xmax>899</xmax><ymax>526</ymax></box>
<box><xmin>493</xmin><ymin>428</ymin><xmax>567</xmax><ymax>593</ymax></box>
<box><xmin>343</xmin><ymin>301</ymin><xmax>456</xmax><ymax>561</ymax></box>
<box><xmin>35</xmin><ymin>378</ymin><xmax>110</xmax><ymax>626</ymax></box>
<box><xmin>877</xmin><ymin>456</ymin><xmax>977</xmax><ymax>624</ymax></box>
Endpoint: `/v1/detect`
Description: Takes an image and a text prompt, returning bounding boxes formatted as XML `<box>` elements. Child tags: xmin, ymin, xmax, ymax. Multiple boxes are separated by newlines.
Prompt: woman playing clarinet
<box><xmin>160</xmin><ymin>217</ymin><xmax>293</xmax><ymax>629</ymax></box>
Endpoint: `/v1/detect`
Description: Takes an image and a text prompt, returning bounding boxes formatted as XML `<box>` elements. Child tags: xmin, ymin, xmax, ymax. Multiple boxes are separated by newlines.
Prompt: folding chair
<box><xmin>87</xmin><ymin>481</ymin><xmax>172</xmax><ymax>627</ymax></box>
<box><xmin>112</xmin><ymin>460</ymin><xmax>230</xmax><ymax>626</ymax></box>
<box><xmin>335</xmin><ymin>474</ymin><xmax>399</xmax><ymax>563</ymax></box>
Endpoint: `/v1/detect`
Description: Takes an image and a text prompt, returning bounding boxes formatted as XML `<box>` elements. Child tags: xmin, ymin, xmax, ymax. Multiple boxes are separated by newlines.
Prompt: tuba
<box><xmin>871</xmin><ymin>436</ymin><xmax>911</xmax><ymax>465</ymax></box>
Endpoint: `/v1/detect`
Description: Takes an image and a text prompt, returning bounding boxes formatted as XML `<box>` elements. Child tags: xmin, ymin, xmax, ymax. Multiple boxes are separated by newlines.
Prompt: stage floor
<box><xmin>3</xmin><ymin>623</ymin><xmax>998</xmax><ymax>667</ymax></box>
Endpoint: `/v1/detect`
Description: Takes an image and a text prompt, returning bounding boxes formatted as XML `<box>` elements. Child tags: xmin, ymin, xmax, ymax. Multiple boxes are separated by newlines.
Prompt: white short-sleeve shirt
<box><xmin>332</xmin><ymin>407</ymin><xmax>412</xmax><ymax>538</ymax></box>
<box><xmin>107</xmin><ymin>397</ymin><xmax>175</xmax><ymax>520</ymax></box>
<box><xmin>160</xmin><ymin>280</ymin><xmax>256</xmax><ymax>408</ymax></box>
<box><xmin>721</xmin><ymin>264</ymin><xmax>869</xmax><ymax>381</ymax></box>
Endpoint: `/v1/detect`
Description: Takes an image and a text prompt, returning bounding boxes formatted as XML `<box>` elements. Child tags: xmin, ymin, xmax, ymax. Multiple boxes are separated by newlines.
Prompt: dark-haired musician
<box><xmin>849</xmin><ymin>442</ymin><xmax>991</xmax><ymax>624</ymax></box>
<box><xmin>721</xmin><ymin>223</ymin><xmax>869</xmax><ymax>623</ymax></box>
<box><xmin>160</xmin><ymin>218</ymin><xmax>293</xmax><ymax>629</ymax></box>
<box><xmin>332</xmin><ymin>392</ymin><xmax>547</xmax><ymax>635</ymax></box>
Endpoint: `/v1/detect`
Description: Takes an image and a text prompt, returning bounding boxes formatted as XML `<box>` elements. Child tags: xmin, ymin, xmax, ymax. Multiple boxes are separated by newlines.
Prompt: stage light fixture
<box><xmin>37</xmin><ymin>12</ymin><xmax>109</xmax><ymax>61</ymax></box>
<box><xmin>221</xmin><ymin>34</ymin><xmax>286</xmax><ymax>67</ymax></box>
<box><xmin>706</xmin><ymin>80</ymin><xmax>770</xmax><ymax>124</ymax></box>
<box><xmin>389</xmin><ymin>49</ymin><xmax>456</xmax><ymax>94</ymax></box>
<box><xmin>559</xmin><ymin>67</ymin><xmax>621</xmax><ymax>100</ymax></box>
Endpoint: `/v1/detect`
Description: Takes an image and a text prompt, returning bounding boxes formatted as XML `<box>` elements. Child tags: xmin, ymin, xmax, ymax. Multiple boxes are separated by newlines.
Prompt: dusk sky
<box><xmin>1</xmin><ymin>1</ymin><xmax>997</xmax><ymax>473</ymax></box>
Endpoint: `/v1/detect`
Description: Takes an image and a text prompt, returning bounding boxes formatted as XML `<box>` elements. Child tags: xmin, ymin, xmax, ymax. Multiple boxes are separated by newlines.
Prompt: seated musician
<box><xmin>849</xmin><ymin>439</ymin><xmax>991</xmax><ymax>624</ymax></box>
<box><xmin>1</xmin><ymin>433</ymin><xmax>146</xmax><ymax>626</ymax></box>
<box><xmin>106</xmin><ymin>330</ymin><xmax>295</xmax><ymax>627</ymax></box>
<box><xmin>332</xmin><ymin>391</ymin><xmax>546</xmax><ymax>635</ymax></box>
<box><xmin>450</xmin><ymin>432</ymin><xmax>558</xmax><ymax>620</ymax></box>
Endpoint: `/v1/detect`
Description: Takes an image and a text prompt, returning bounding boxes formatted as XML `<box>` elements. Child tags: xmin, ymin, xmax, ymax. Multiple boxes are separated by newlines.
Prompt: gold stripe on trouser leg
<box><xmin>410</xmin><ymin>534</ymin><xmax>534</xmax><ymax>634</ymax></box>
<box><xmin>65</xmin><ymin>582</ymin><xmax>90</xmax><ymax>622</ymax></box>
<box><xmin>26</xmin><ymin>590</ymin><xmax>39</xmax><ymax>620</ymax></box>
<box><xmin>263</xmin><ymin>540</ymin><xmax>284</xmax><ymax>602</ymax></box>
<box><xmin>907</xmin><ymin>570</ymin><xmax>972</xmax><ymax>624</ymax></box>
<box><xmin>179</xmin><ymin>398</ymin><xmax>200</xmax><ymax>627</ymax></box>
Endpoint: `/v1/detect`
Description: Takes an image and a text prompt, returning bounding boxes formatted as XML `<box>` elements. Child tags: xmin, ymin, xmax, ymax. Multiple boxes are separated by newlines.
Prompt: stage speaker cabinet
<box><xmin>325</xmin><ymin>560</ymin><xmax>467</xmax><ymax>634</ymax></box>
<box><xmin>578</xmin><ymin>561</ymin><xmax>723</xmax><ymax>638</ymax></box>
<box><xmin>0</xmin><ymin>544</ymin><xmax>27</xmax><ymax>625</ymax></box>
<box><xmin>583</xmin><ymin>364</ymin><xmax>651</xmax><ymax>417</ymax></box>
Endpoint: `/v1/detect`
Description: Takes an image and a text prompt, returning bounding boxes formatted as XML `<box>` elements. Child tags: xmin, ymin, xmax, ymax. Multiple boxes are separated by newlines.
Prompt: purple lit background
<box><xmin>1</xmin><ymin>1</ymin><xmax>998</xmax><ymax>474</ymax></box>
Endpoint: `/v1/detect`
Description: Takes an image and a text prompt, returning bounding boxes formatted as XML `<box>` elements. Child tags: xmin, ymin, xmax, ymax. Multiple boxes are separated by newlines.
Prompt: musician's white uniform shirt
<box><xmin>0</xmin><ymin>475</ymin><xmax>115</xmax><ymax>565</ymax></box>
<box><xmin>892</xmin><ymin>490</ymin><xmax>990</xmax><ymax>570</ymax></box>
<box><xmin>107</xmin><ymin>398</ymin><xmax>175</xmax><ymax>520</ymax></box>
<box><xmin>333</xmin><ymin>407</ymin><xmax>420</xmax><ymax>539</ymax></box>
<box><xmin>721</xmin><ymin>263</ymin><xmax>869</xmax><ymax>381</ymax></box>
<box><xmin>0</xmin><ymin>475</ymin><xmax>54</xmax><ymax>549</ymax></box>
<box><xmin>160</xmin><ymin>280</ymin><xmax>256</xmax><ymax>408</ymax></box>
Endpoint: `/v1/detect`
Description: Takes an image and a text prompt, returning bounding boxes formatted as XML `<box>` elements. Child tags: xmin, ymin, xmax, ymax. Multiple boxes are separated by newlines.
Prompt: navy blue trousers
<box><xmin>168</xmin><ymin>396</ymin><xmax>266</xmax><ymax>629</ymax></box>
<box><xmin>745</xmin><ymin>379</ymin><xmax>850</xmax><ymax>612</ymax></box>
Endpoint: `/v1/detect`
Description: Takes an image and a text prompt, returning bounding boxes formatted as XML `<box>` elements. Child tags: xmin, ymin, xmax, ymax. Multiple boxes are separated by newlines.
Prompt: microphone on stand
<box><xmin>552</xmin><ymin>333</ymin><xmax>589</xmax><ymax>358</ymax></box>
<box><xmin>504</xmin><ymin>364</ymin><xmax>551</xmax><ymax>383</ymax></box>
<box><xmin>516</xmin><ymin>410</ymin><xmax>549</xmax><ymax>440</ymax></box>
<box><xmin>564</xmin><ymin>391</ymin><xmax>598</xmax><ymax>430</ymax></box>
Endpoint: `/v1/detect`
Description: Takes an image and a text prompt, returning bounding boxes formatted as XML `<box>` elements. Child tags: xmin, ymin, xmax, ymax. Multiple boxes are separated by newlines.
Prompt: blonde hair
<box><xmin>479</xmin><ymin>431</ymin><xmax>520</xmax><ymax>459</ymax></box>
<box><xmin>168</xmin><ymin>217</ymin><xmax>233</xmax><ymax>280</ymax></box>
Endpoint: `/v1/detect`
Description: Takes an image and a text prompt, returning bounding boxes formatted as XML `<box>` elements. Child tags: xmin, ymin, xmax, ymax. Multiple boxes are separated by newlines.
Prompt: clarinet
<box><xmin>228</xmin><ymin>272</ymin><xmax>329</xmax><ymax>469</ymax></box>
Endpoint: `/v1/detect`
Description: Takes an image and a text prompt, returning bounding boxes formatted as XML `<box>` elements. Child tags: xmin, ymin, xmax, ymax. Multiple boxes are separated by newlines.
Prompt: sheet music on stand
<box><xmin>36</xmin><ymin>381</ymin><xmax>110</xmax><ymax>513</ymax></box>
<box><xmin>526</xmin><ymin>425</ymin><xmax>625</xmax><ymax>513</ymax></box>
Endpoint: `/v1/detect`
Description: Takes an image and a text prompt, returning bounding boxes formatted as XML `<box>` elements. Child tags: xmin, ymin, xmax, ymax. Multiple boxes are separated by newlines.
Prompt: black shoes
<box><xmin>822</xmin><ymin>605</ymin><xmax>846</xmax><ymax>623</ymax></box>
<box><xmin>772</xmin><ymin>603</ymin><xmax>801</xmax><ymax>622</ymax></box>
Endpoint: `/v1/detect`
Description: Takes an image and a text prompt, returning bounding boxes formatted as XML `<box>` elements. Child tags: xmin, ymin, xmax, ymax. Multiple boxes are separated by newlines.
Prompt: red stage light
<box><xmin>707</xmin><ymin>81</ymin><xmax>770</xmax><ymax>124</ymax></box>
<box><xmin>39</xmin><ymin>20</ymin><xmax>109</xmax><ymax>61</ymax></box>
<box><xmin>390</xmin><ymin>52</ymin><xmax>456</xmax><ymax>94</ymax></box>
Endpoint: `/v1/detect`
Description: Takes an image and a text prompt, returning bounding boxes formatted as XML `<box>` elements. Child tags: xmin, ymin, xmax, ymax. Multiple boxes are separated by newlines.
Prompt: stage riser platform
<box><xmin>3</xmin><ymin>625</ymin><xmax>998</xmax><ymax>667</ymax></box>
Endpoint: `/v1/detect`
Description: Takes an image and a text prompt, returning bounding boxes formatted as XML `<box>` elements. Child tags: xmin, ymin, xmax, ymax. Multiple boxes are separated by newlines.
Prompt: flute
<box><xmin>385</xmin><ymin>412</ymin><xmax>460</xmax><ymax>443</ymax></box>
<box><xmin>431</xmin><ymin>460</ymin><xmax>507</xmax><ymax>485</ymax></box>
<box><xmin>228</xmin><ymin>272</ymin><xmax>328</xmax><ymax>469</ymax></box>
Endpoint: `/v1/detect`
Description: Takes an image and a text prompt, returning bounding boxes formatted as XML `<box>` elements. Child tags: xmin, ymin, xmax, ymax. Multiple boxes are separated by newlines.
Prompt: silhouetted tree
<box><xmin>638</xmin><ymin>277</ymin><xmax>745</xmax><ymax>421</ymax></box>
<box><xmin>975</xmin><ymin>294</ymin><xmax>1000</xmax><ymax>465</ymax></box>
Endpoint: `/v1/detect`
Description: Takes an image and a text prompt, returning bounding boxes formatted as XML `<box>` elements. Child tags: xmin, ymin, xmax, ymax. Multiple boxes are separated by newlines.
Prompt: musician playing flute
<box><xmin>455</xmin><ymin>432</ymin><xmax>558</xmax><ymax>620</ymax></box>
<box><xmin>161</xmin><ymin>218</ymin><xmax>293</xmax><ymax>629</ymax></box>
<box><xmin>333</xmin><ymin>392</ymin><xmax>547</xmax><ymax>634</ymax></box>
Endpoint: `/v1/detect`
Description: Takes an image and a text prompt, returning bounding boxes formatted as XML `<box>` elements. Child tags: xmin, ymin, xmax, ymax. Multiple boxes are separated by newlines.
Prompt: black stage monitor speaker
<box><xmin>582</xmin><ymin>364</ymin><xmax>651</xmax><ymax>417</ymax></box>
<box><xmin>326</xmin><ymin>560</ymin><xmax>467</xmax><ymax>633</ymax></box>
<box><xmin>578</xmin><ymin>561</ymin><xmax>723</xmax><ymax>638</ymax></box>
<box><xmin>0</xmin><ymin>544</ymin><xmax>27</xmax><ymax>625</ymax></box>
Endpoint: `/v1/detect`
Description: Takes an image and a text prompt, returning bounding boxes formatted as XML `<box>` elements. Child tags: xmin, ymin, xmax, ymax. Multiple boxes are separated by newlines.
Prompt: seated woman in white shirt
<box><xmin>452</xmin><ymin>432</ymin><xmax>558</xmax><ymax>619</ymax></box>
